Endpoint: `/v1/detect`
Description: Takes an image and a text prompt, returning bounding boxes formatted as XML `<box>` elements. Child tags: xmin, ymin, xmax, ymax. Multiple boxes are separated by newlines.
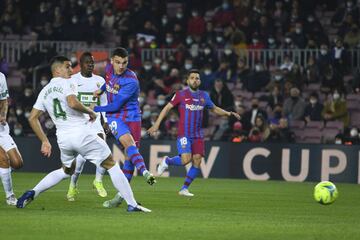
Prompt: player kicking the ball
<box><xmin>16</xmin><ymin>56</ymin><xmax>150</xmax><ymax>212</ymax></box>
<box><xmin>66</xmin><ymin>52</ymin><xmax>110</xmax><ymax>201</ymax></box>
<box><xmin>148</xmin><ymin>69</ymin><xmax>240</xmax><ymax>197</ymax></box>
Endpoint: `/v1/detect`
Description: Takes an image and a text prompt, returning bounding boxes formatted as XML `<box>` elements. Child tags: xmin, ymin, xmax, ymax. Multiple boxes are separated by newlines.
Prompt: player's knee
<box><xmin>63</xmin><ymin>166</ymin><xmax>74</xmax><ymax>175</ymax></box>
<box><xmin>100</xmin><ymin>155</ymin><xmax>115</xmax><ymax>170</ymax></box>
<box><xmin>192</xmin><ymin>155</ymin><xmax>202</xmax><ymax>167</ymax></box>
<box><xmin>181</xmin><ymin>155</ymin><xmax>192</xmax><ymax>165</ymax></box>
<box><xmin>9</xmin><ymin>153</ymin><xmax>23</xmax><ymax>169</ymax></box>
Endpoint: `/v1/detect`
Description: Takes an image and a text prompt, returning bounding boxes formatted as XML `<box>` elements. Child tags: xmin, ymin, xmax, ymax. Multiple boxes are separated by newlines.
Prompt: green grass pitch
<box><xmin>1</xmin><ymin>172</ymin><xmax>360</xmax><ymax>240</ymax></box>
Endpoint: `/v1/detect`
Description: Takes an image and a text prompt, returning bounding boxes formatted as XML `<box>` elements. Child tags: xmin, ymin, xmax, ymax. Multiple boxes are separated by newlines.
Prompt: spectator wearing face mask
<box><xmin>214</xmin><ymin>61</ymin><xmax>237</xmax><ymax>83</ymax></box>
<box><xmin>198</xmin><ymin>45</ymin><xmax>219</xmax><ymax>70</ymax></box>
<box><xmin>200</xmin><ymin>65</ymin><xmax>217</xmax><ymax>91</ymax></box>
<box><xmin>12</xmin><ymin>122</ymin><xmax>24</xmax><ymax>137</ymax></box>
<box><xmin>332</xmin><ymin>0</ymin><xmax>359</xmax><ymax>28</ymax></box>
<box><xmin>291</xmin><ymin>22</ymin><xmax>307</xmax><ymax>48</ymax></box>
<box><xmin>243</xmin><ymin>97</ymin><xmax>268</xmax><ymax>131</ymax></box>
<box><xmin>212</xmin><ymin>0</ymin><xmax>235</xmax><ymax>27</ymax></box>
<box><xmin>322</xmin><ymin>90</ymin><xmax>350</xmax><ymax>127</ymax></box>
<box><xmin>243</xmin><ymin>63</ymin><xmax>270</xmax><ymax>93</ymax></box>
<box><xmin>304</xmin><ymin>92</ymin><xmax>324</xmax><ymax>123</ymax></box>
<box><xmin>187</xmin><ymin>10</ymin><xmax>206</xmax><ymax>37</ymax></box>
<box><xmin>281</xmin><ymin>33</ymin><xmax>296</xmax><ymax>49</ymax></box>
<box><xmin>316</xmin><ymin>43</ymin><xmax>332</xmax><ymax>76</ymax></box>
<box><xmin>283</xmin><ymin>87</ymin><xmax>306</xmax><ymax>120</ymax></box>
<box><xmin>268</xmin><ymin>117</ymin><xmax>295</xmax><ymax>143</ymax></box>
<box><xmin>330</xmin><ymin>38</ymin><xmax>349</xmax><ymax>75</ymax></box>
<box><xmin>320</xmin><ymin>64</ymin><xmax>344</xmax><ymax>94</ymax></box>
<box><xmin>247</xmin><ymin>32</ymin><xmax>265</xmax><ymax>62</ymax></box>
<box><xmin>304</xmin><ymin>56</ymin><xmax>319</xmax><ymax>84</ymax></box>
<box><xmin>221</xmin><ymin>46</ymin><xmax>238</xmax><ymax>71</ymax></box>
<box><xmin>344</xmin><ymin>24</ymin><xmax>360</xmax><ymax>48</ymax></box>
<box><xmin>342</xmin><ymin>127</ymin><xmax>360</xmax><ymax>145</ymax></box>
<box><xmin>266</xmin><ymin>86</ymin><xmax>284</xmax><ymax>110</ymax></box>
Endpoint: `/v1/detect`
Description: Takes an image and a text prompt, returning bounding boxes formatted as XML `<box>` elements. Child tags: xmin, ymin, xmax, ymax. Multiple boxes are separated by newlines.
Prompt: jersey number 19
<box><xmin>53</xmin><ymin>98</ymin><xmax>67</xmax><ymax>120</ymax></box>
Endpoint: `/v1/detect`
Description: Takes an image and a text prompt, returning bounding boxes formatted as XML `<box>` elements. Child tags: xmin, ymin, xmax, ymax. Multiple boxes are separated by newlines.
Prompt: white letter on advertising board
<box><xmin>243</xmin><ymin>148</ymin><xmax>270</xmax><ymax>180</ymax></box>
<box><xmin>200</xmin><ymin>146</ymin><xmax>220</xmax><ymax>179</ymax></box>
<box><xmin>282</xmin><ymin>149</ymin><xmax>309</xmax><ymax>182</ymax></box>
<box><xmin>321</xmin><ymin>150</ymin><xmax>347</xmax><ymax>181</ymax></box>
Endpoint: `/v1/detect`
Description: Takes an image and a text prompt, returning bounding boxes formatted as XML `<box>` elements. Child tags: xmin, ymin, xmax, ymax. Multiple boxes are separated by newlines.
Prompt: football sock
<box><xmin>127</xmin><ymin>146</ymin><xmax>146</xmax><ymax>175</ymax></box>
<box><xmin>95</xmin><ymin>166</ymin><xmax>106</xmax><ymax>182</ymax></box>
<box><xmin>33</xmin><ymin>168</ymin><xmax>70</xmax><ymax>198</ymax></box>
<box><xmin>122</xmin><ymin>160</ymin><xmax>134</xmax><ymax>182</ymax></box>
<box><xmin>181</xmin><ymin>166</ymin><xmax>200</xmax><ymax>190</ymax></box>
<box><xmin>166</xmin><ymin>156</ymin><xmax>183</xmax><ymax>166</ymax></box>
<box><xmin>107</xmin><ymin>163</ymin><xmax>137</xmax><ymax>207</ymax></box>
<box><xmin>0</xmin><ymin>167</ymin><xmax>14</xmax><ymax>198</ymax></box>
<box><xmin>70</xmin><ymin>155</ymin><xmax>86</xmax><ymax>187</ymax></box>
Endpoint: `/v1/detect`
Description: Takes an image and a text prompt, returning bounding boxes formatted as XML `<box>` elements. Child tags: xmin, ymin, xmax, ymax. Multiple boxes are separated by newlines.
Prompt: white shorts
<box><xmin>57</xmin><ymin>127</ymin><xmax>111</xmax><ymax>168</ymax></box>
<box><xmin>0</xmin><ymin>124</ymin><xmax>17</xmax><ymax>152</ymax></box>
<box><xmin>89</xmin><ymin>120</ymin><xmax>105</xmax><ymax>136</ymax></box>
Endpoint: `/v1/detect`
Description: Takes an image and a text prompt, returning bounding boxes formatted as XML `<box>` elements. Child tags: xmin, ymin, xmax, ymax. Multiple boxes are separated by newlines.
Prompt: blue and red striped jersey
<box><xmin>94</xmin><ymin>63</ymin><xmax>141</xmax><ymax>122</ymax></box>
<box><xmin>170</xmin><ymin>88</ymin><xmax>214</xmax><ymax>138</ymax></box>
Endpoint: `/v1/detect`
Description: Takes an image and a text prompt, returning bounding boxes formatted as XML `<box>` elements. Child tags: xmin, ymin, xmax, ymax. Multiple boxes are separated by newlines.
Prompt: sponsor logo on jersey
<box><xmin>106</xmin><ymin>84</ymin><xmax>119</xmax><ymax>94</ymax></box>
<box><xmin>185</xmin><ymin>104</ymin><xmax>204</xmax><ymax>111</ymax></box>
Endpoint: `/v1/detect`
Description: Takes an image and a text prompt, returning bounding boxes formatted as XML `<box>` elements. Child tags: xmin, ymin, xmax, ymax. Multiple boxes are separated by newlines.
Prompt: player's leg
<box><xmin>66</xmin><ymin>154</ymin><xmax>85</xmax><ymax>201</ymax></box>
<box><xmin>157</xmin><ymin>137</ymin><xmax>192</xmax><ymax>176</ymax></box>
<box><xmin>92</xmin><ymin>133</ymin><xmax>107</xmax><ymax>197</ymax></box>
<box><xmin>115</xmin><ymin>121</ymin><xmax>155</xmax><ymax>185</ymax></box>
<box><xmin>0</xmin><ymin>146</ymin><xmax>16</xmax><ymax>205</ymax></box>
<box><xmin>179</xmin><ymin>139</ymin><xmax>204</xmax><ymax>197</ymax></box>
<box><xmin>17</xmin><ymin>163</ymin><xmax>75</xmax><ymax>208</ymax></box>
<box><xmin>80</xmin><ymin>133</ymin><xmax>150</xmax><ymax>212</ymax></box>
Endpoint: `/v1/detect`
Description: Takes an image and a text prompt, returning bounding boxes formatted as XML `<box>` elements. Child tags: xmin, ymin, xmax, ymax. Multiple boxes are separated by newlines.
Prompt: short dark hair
<box><xmin>49</xmin><ymin>55</ymin><xmax>70</xmax><ymax>72</ymax></box>
<box><xmin>187</xmin><ymin>69</ymin><xmax>200</xmax><ymax>78</ymax></box>
<box><xmin>112</xmin><ymin>47</ymin><xmax>128</xmax><ymax>58</ymax></box>
<box><xmin>80</xmin><ymin>52</ymin><xmax>93</xmax><ymax>63</ymax></box>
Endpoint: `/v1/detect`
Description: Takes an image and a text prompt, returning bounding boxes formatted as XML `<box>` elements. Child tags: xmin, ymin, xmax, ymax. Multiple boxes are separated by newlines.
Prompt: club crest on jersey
<box><xmin>106</xmin><ymin>84</ymin><xmax>119</xmax><ymax>94</ymax></box>
<box><xmin>96</xmin><ymin>82</ymin><xmax>101</xmax><ymax>88</ymax></box>
<box><xmin>200</xmin><ymin>98</ymin><xmax>205</xmax><ymax>104</ymax></box>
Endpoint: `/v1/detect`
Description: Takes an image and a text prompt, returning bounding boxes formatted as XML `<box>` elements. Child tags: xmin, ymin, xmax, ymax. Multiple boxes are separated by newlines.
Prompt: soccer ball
<box><xmin>313</xmin><ymin>181</ymin><xmax>339</xmax><ymax>205</ymax></box>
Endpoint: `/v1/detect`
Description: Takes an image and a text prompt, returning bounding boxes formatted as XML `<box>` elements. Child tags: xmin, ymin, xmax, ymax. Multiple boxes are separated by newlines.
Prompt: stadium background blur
<box><xmin>1</xmin><ymin>0</ymin><xmax>360</xmax><ymax>145</ymax></box>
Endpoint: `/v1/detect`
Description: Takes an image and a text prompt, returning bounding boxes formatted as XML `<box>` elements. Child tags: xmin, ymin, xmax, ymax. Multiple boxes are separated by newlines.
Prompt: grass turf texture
<box><xmin>1</xmin><ymin>173</ymin><xmax>359</xmax><ymax>240</ymax></box>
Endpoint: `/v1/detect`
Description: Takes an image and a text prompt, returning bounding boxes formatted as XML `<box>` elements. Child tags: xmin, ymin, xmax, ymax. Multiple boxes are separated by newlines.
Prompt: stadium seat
<box><xmin>289</xmin><ymin>120</ymin><xmax>305</xmax><ymax>129</ymax></box>
<box><xmin>325</xmin><ymin>121</ymin><xmax>344</xmax><ymax>130</ymax></box>
<box><xmin>305</xmin><ymin>121</ymin><xmax>324</xmax><ymax>130</ymax></box>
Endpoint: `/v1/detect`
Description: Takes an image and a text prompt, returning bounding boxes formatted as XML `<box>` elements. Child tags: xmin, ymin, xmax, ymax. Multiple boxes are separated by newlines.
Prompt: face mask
<box><xmin>14</xmin><ymin>129</ymin><xmax>22</xmax><ymax>136</ymax></box>
<box><xmin>40</xmin><ymin>80</ymin><xmax>48</xmax><ymax>87</ymax></box>
<box><xmin>224</xmin><ymin>49</ymin><xmax>232</xmax><ymax>55</ymax></box>
<box><xmin>192</xmin><ymin>12</ymin><xmax>198</xmax><ymax>17</ymax></box>
<box><xmin>310</xmin><ymin>99</ymin><xmax>317</xmax><ymax>105</ymax></box>
<box><xmin>347</xmin><ymin>1</ymin><xmax>353</xmax><ymax>7</ymax></box>
<box><xmin>138</xmin><ymin>41</ymin><xmax>145</xmax><ymax>47</ymax></box>
<box><xmin>274</xmin><ymin>75</ymin><xmax>282</xmax><ymax>81</ymax></box>
<box><xmin>252</xmin><ymin>39</ymin><xmax>259</xmax><ymax>44</ymax></box>
<box><xmin>176</xmin><ymin>13</ymin><xmax>183</xmax><ymax>19</ymax></box>
<box><xmin>166</xmin><ymin>38</ymin><xmax>173</xmax><ymax>44</ymax></box>
<box><xmin>25</xmin><ymin>111</ymin><xmax>31</xmax><ymax>118</ymax></box>
<box><xmin>320</xmin><ymin>49</ymin><xmax>327</xmax><ymax>55</ymax></box>
<box><xmin>307</xmin><ymin>17</ymin><xmax>314</xmax><ymax>22</ymax></box>
<box><xmin>186</xmin><ymin>37</ymin><xmax>193</xmax><ymax>44</ymax></box>
<box><xmin>255</xmin><ymin>65</ymin><xmax>261</xmax><ymax>72</ymax></box>
<box><xmin>162</xmin><ymin>18</ymin><xmax>168</xmax><ymax>25</ymax></box>
<box><xmin>154</xmin><ymin>59</ymin><xmax>161</xmax><ymax>65</ymax></box>
<box><xmin>185</xmin><ymin>63</ymin><xmax>193</xmax><ymax>70</ymax></box>
<box><xmin>285</xmin><ymin>38</ymin><xmax>291</xmax><ymax>43</ymax></box>
<box><xmin>72</xmin><ymin>18</ymin><xmax>78</xmax><ymax>24</ymax></box>
<box><xmin>24</xmin><ymin>90</ymin><xmax>32</xmax><ymax>97</ymax></box>
<box><xmin>333</xmin><ymin>93</ymin><xmax>340</xmax><ymax>100</ymax></box>
<box><xmin>295</xmin><ymin>28</ymin><xmax>302</xmax><ymax>34</ymax></box>
<box><xmin>268</xmin><ymin>38</ymin><xmax>275</xmax><ymax>44</ymax></box>
<box><xmin>335</xmin><ymin>139</ymin><xmax>342</xmax><ymax>144</ymax></box>
<box><xmin>161</xmin><ymin>65</ymin><xmax>168</xmax><ymax>71</ymax></box>
<box><xmin>138</xmin><ymin>97</ymin><xmax>144</xmax><ymax>104</ymax></box>
<box><xmin>190</xmin><ymin>49</ymin><xmax>198</xmax><ymax>57</ymax></box>
<box><xmin>86</xmin><ymin>8</ymin><xmax>92</xmax><ymax>14</ymax></box>
<box><xmin>350</xmin><ymin>129</ymin><xmax>358</xmax><ymax>137</ymax></box>
<box><xmin>157</xmin><ymin>99</ymin><xmax>165</xmax><ymax>106</ymax></box>
<box><xmin>216</xmin><ymin>36</ymin><xmax>223</xmax><ymax>43</ymax></box>
<box><xmin>204</xmin><ymin>69</ymin><xmax>211</xmax><ymax>75</ymax></box>
<box><xmin>222</xmin><ymin>3</ymin><xmax>229</xmax><ymax>9</ymax></box>
<box><xmin>144</xmin><ymin>65</ymin><xmax>152</xmax><ymax>71</ymax></box>
<box><xmin>204</xmin><ymin>48</ymin><xmax>211</xmax><ymax>55</ymax></box>
<box><xmin>16</xmin><ymin>109</ymin><xmax>23</xmax><ymax>115</ymax></box>
<box><xmin>142</xmin><ymin>111</ymin><xmax>151</xmax><ymax>118</ymax></box>
<box><xmin>235</xmin><ymin>101</ymin><xmax>242</xmax><ymax>107</ymax></box>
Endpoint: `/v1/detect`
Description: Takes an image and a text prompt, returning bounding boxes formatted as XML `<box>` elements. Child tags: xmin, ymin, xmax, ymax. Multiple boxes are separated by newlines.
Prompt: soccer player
<box><xmin>91</xmin><ymin>48</ymin><xmax>156</xmax><ymax>207</ymax></box>
<box><xmin>66</xmin><ymin>52</ymin><xmax>109</xmax><ymax>201</ymax></box>
<box><xmin>0</xmin><ymin>72</ymin><xmax>24</xmax><ymax>205</ymax></box>
<box><xmin>147</xmin><ymin>69</ymin><xmax>240</xmax><ymax>197</ymax></box>
<box><xmin>16</xmin><ymin>56</ymin><xmax>150</xmax><ymax>212</ymax></box>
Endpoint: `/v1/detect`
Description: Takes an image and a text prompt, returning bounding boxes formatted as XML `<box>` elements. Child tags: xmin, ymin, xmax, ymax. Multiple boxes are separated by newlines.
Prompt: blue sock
<box><xmin>165</xmin><ymin>156</ymin><xmax>182</xmax><ymax>166</ymax></box>
<box><xmin>122</xmin><ymin>160</ymin><xmax>134</xmax><ymax>182</ymax></box>
<box><xmin>181</xmin><ymin>166</ymin><xmax>200</xmax><ymax>190</ymax></box>
<box><xmin>126</xmin><ymin>146</ymin><xmax>147</xmax><ymax>175</ymax></box>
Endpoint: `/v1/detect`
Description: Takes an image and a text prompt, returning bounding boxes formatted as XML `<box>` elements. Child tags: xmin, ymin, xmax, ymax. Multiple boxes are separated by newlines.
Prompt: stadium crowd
<box><xmin>1</xmin><ymin>0</ymin><xmax>360</xmax><ymax>144</ymax></box>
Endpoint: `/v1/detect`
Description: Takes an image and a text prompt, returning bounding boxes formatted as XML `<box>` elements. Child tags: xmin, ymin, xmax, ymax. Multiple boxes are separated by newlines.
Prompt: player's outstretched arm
<box><xmin>147</xmin><ymin>103</ymin><xmax>174</xmax><ymax>135</ymax></box>
<box><xmin>211</xmin><ymin>106</ymin><xmax>241</xmax><ymax>120</ymax></box>
<box><xmin>0</xmin><ymin>99</ymin><xmax>8</xmax><ymax>125</ymax></box>
<box><xmin>67</xmin><ymin>95</ymin><xmax>97</xmax><ymax>121</ymax></box>
<box><xmin>28</xmin><ymin>108</ymin><xmax>52</xmax><ymax>157</ymax></box>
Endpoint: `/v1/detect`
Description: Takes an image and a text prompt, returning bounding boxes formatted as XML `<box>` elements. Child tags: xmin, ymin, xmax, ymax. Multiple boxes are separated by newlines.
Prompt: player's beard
<box><xmin>189</xmin><ymin>84</ymin><xmax>199</xmax><ymax>91</ymax></box>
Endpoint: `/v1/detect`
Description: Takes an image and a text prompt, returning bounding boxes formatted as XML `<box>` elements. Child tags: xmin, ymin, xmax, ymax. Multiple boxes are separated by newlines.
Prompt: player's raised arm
<box><xmin>147</xmin><ymin>102</ymin><xmax>174</xmax><ymax>135</ymax></box>
<box><xmin>211</xmin><ymin>105</ymin><xmax>241</xmax><ymax>120</ymax></box>
<box><xmin>28</xmin><ymin>108</ymin><xmax>52</xmax><ymax>157</ymax></box>
<box><xmin>93</xmin><ymin>81</ymin><xmax>136</xmax><ymax>113</ymax></box>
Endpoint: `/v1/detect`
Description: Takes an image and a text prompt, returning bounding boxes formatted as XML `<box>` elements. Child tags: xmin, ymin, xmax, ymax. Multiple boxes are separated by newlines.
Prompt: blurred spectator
<box><xmin>342</xmin><ymin>127</ymin><xmax>360</xmax><ymax>145</ymax></box>
<box><xmin>304</xmin><ymin>92</ymin><xmax>324</xmax><ymax>123</ymax></box>
<box><xmin>229</xmin><ymin>121</ymin><xmax>248</xmax><ymax>143</ymax></box>
<box><xmin>187</xmin><ymin>9</ymin><xmax>206</xmax><ymax>37</ymax></box>
<box><xmin>304</xmin><ymin>55</ymin><xmax>319</xmax><ymax>84</ymax></box>
<box><xmin>283</xmin><ymin>87</ymin><xmax>306</xmax><ymax>120</ymax></box>
<box><xmin>200</xmin><ymin>65</ymin><xmax>217</xmax><ymax>91</ymax></box>
<box><xmin>265</xmin><ymin>85</ymin><xmax>284</xmax><ymax>110</ymax></box>
<box><xmin>243</xmin><ymin>63</ymin><xmax>270</xmax><ymax>93</ymax></box>
<box><xmin>330</xmin><ymin>39</ymin><xmax>348</xmax><ymax>75</ymax></box>
<box><xmin>268</xmin><ymin>118</ymin><xmax>295</xmax><ymax>142</ymax></box>
<box><xmin>344</xmin><ymin>24</ymin><xmax>360</xmax><ymax>48</ymax></box>
<box><xmin>212</xmin><ymin>0</ymin><xmax>235</xmax><ymax>27</ymax></box>
<box><xmin>243</xmin><ymin>97</ymin><xmax>267</xmax><ymax>130</ymax></box>
<box><xmin>291</xmin><ymin>22</ymin><xmax>307</xmax><ymax>48</ymax></box>
<box><xmin>210</xmin><ymin>79</ymin><xmax>234</xmax><ymax>111</ymax></box>
<box><xmin>0</xmin><ymin>54</ymin><xmax>9</xmax><ymax>76</ymax></box>
<box><xmin>248</xmin><ymin>115</ymin><xmax>270</xmax><ymax>142</ymax></box>
<box><xmin>322</xmin><ymin>89</ymin><xmax>350</xmax><ymax>128</ymax></box>
<box><xmin>332</xmin><ymin>0</ymin><xmax>359</xmax><ymax>27</ymax></box>
<box><xmin>101</xmin><ymin>8</ymin><xmax>115</xmax><ymax>31</ymax></box>
<box><xmin>316</xmin><ymin>43</ymin><xmax>332</xmax><ymax>76</ymax></box>
<box><xmin>320</xmin><ymin>64</ymin><xmax>343</xmax><ymax>94</ymax></box>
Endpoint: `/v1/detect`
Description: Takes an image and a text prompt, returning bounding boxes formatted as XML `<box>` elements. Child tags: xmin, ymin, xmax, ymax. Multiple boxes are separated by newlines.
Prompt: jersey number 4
<box><xmin>53</xmin><ymin>98</ymin><xmax>67</xmax><ymax>120</ymax></box>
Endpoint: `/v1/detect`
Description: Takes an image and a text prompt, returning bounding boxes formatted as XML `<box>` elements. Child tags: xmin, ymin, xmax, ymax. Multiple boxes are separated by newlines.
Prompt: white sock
<box><xmin>0</xmin><ymin>167</ymin><xmax>13</xmax><ymax>198</ymax></box>
<box><xmin>33</xmin><ymin>168</ymin><xmax>70</xmax><ymax>198</ymax></box>
<box><xmin>107</xmin><ymin>163</ymin><xmax>137</xmax><ymax>207</ymax></box>
<box><xmin>95</xmin><ymin>166</ymin><xmax>106</xmax><ymax>182</ymax></box>
<box><xmin>70</xmin><ymin>155</ymin><xmax>86</xmax><ymax>187</ymax></box>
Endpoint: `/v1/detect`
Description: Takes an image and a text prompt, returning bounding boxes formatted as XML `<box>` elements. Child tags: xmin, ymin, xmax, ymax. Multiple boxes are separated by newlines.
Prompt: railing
<box><xmin>1</xmin><ymin>40</ymin><xmax>360</xmax><ymax>69</ymax></box>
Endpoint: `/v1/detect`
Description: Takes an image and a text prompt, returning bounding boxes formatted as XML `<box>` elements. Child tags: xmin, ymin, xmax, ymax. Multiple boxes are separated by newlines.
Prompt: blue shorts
<box><xmin>176</xmin><ymin>137</ymin><xmax>205</xmax><ymax>157</ymax></box>
<box><xmin>107</xmin><ymin>117</ymin><xmax>141</xmax><ymax>147</ymax></box>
